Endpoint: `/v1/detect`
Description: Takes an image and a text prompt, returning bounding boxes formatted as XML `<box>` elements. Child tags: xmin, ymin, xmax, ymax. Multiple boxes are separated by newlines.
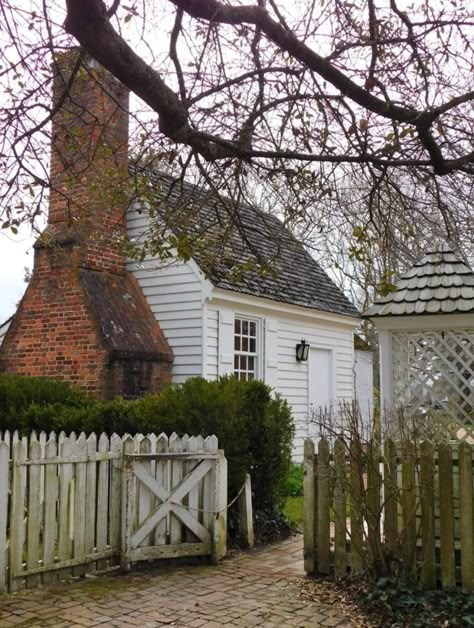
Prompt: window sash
<box><xmin>234</xmin><ymin>316</ymin><xmax>258</xmax><ymax>381</ymax></box>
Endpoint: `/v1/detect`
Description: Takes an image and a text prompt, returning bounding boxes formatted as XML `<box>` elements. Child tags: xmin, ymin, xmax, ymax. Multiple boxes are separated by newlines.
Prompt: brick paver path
<box><xmin>0</xmin><ymin>535</ymin><xmax>353</xmax><ymax>627</ymax></box>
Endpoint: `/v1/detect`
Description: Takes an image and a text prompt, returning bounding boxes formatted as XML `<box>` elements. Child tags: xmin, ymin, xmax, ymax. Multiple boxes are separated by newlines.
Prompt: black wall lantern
<box><xmin>296</xmin><ymin>339</ymin><xmax>310</xmax><ymax>362</ymax></box>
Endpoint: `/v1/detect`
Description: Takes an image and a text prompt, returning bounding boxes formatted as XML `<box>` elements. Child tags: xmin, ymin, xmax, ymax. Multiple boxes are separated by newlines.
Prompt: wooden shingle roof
<box><xmin>364</xmin><ymin>244</ymin><xmax>474</xmax><ymax>317</ymax></box>
<box><xmin>144</xmin><ymin>170</ymin><xmax>360</xmax><ymax>319</ymax></box>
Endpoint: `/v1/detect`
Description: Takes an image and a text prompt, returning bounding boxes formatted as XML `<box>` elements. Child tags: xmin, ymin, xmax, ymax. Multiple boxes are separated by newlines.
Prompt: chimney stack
<box><xmin>48</xmin><ymin>50</ymin><xmax>130</xmax><ymax>272</ymax></box>
<box><xmin>0</xmin><ymin>51</ymin><xmax>173</xmax><ymax>398</ymax></box>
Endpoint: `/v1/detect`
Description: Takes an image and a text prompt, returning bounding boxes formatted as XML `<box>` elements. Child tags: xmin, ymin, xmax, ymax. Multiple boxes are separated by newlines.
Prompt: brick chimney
<box><xmin>0</xmin><ymin>50</ymin><xmax>173</xmax><ymax>398</ymax></box>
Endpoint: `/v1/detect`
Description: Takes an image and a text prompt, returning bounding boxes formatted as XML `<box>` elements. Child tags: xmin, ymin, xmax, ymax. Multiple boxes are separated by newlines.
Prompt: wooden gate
<box><xmin>121</xmin><ymin>433</ymin><xmax>227</xmax><ymax>568</ymax></box>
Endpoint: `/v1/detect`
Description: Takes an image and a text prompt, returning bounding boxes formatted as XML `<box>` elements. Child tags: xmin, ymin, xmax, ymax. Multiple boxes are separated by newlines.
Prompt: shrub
<box><xmin>0</xmin><ymin>373</ymin><xmax>92</xmax><ymax>432</ymax></box>
<box><xmin>285</xmin><ymin>463</ymin><xmax>304</xmax><ymax>496</ymax></box>
<box><xmin>132</xmin><ymin>376</ymin><xmax>295</xmax><ymax>509</ymax></box>
<box><xmin>0</xmin><ymin>374</ymin><xmax>294</xmax><ymax>512</ymax></box>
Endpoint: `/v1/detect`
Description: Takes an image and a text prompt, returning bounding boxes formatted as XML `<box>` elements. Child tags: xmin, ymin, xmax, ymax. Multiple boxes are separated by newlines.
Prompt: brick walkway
<box><xmin>0</xmin><ymin>536</ymin><xmax>353</xmax><ymax>628</ymax></box>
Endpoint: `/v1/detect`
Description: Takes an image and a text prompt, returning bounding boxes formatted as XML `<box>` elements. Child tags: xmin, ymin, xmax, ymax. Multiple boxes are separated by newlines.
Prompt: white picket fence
<box><xmin>0</xmin><ymin>430</ymin><xmax>226</xmax><ymax>594</ymax></box>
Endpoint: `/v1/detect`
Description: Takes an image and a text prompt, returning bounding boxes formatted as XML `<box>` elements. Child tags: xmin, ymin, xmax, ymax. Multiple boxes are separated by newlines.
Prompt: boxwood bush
<box><xmin>0</xmin><ymin>373</ymin><xmax>92</xmax><ymax>432</ymax></box>
<box><xmin>0</xmin><ymin>374</ymin><xmax>294</xmax><ymax>512</ymax></box>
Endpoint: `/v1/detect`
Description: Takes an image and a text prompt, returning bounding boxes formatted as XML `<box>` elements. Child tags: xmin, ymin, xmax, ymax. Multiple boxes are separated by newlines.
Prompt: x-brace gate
<box><xmin>121</xmin><ymin>436</ymin><xmax>227</xmax><ymax>569</ymax></box>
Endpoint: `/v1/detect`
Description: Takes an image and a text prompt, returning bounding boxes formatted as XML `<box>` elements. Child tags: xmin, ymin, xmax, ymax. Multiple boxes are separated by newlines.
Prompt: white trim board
<box><xmin>368</xmin><ymin>313</ymin><xmax>474</xmax><ymax>331</ymax></box>
<box><xmin>209</xmin><ymin>289</ymin><xmax>360</xmax><ymax>329</ymax></box>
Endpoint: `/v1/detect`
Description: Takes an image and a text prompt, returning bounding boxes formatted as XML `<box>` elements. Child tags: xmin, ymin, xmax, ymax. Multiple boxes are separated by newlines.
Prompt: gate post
<box><xmin>211</xmin><ymin>450</ymin><xmax>228</xmax><ymax>564</ymax></box>
<box><xmin>121</xmin><ymin>436</ymin><xmax>135</xmax><ymax>571</ymax></box>
<box><xmin>304</xmin><ymin>438</ymin><xmax>317</xmax><ymax>574</ymax></box>
<box><xmin>238</xmin><ymin>473</ymin><xmax>254</xmax><ymax>548</ymax></box>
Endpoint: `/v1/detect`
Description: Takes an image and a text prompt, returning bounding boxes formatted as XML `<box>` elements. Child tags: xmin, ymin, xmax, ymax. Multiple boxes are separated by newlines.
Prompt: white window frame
<box><xmin>233</xmin><ymin>315</ymin><xmax>261</xmax><ymax>381</ymax></box>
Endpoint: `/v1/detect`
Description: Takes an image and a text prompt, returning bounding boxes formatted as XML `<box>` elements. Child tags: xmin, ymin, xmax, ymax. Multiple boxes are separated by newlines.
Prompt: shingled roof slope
<box><xmin>143</xmin><ymin>170</ymin><xmax>359</xmax><ymax>318</ymax></box>
<box><xmin>81</xmin><ymin>269</ymin><xmax>172</xmax><ymax>360</ymax></box>
<box><xmin>364</xmin><ymin>243</ymin><xmax>474</xmax><ymax>317</ymax></box>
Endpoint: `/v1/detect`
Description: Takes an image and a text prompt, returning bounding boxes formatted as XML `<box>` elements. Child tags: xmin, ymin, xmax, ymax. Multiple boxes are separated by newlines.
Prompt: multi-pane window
<box><xmin>234</xmin><ymin>317</ymin><xmax>258</xmax><ymax>380</ymax></box>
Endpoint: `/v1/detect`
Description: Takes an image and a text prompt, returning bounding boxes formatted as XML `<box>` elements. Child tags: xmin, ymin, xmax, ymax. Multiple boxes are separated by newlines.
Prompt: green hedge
<box><xmin>0</xmin><ymin>374</ymin><xmax>294</xmax><ymax>510</ymax></box>
<box><xmin>0</xmin><ymin>373</ymin><xmax>92</xmax><ymax>432</ymax></box>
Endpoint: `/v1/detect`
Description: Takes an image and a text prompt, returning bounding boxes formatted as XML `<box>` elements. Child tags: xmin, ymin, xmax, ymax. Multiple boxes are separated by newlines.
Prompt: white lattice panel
<box><xmin>392</xmin><ymin>330</ymin><xmax>474</xmax><ymax>441</ymax></box>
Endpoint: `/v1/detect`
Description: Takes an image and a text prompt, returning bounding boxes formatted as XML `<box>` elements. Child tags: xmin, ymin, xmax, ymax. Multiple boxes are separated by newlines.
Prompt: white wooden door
<box><xmin>308</xmin><ymin>348</ymin><xmax>334</xmax><ymax>432</ymax></box>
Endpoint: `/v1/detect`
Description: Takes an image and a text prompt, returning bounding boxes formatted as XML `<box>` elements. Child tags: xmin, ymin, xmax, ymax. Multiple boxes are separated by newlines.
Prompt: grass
<box><xmin>283</xmin><ymin>495</ymin><xmax>304</xmax><ymax>529</ymax></box>
<box><xmin>283</xmin><ymin>494</ymin><xmax>352</xmax><ymax>529</ymax></box>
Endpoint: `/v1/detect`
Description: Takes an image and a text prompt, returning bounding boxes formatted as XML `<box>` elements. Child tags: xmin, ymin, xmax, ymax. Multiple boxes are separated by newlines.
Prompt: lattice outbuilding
<box><xmin>364</xmin><ymin>244</ymin><xmax>474</xmax><ymax>442</ymax></box>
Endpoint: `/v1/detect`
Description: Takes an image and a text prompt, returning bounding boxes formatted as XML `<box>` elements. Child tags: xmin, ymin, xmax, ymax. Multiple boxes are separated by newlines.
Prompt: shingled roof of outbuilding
<box><xmin>143</xmin><ymin>170</ymin><xmax>359</xmax><ymax>319</ymax></box>
<box><xmin>81</xmin><ymin>269</ymin><xmax>173</xmax><ymax>361</ymax></box>
<box><xmin>363</xmin><ymin>243</ymin><xmax>474</xmax><ymax>317</ymax></box>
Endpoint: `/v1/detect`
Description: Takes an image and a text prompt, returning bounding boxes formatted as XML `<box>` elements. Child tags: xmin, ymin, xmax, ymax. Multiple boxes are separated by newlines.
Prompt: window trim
<box><xmin>233</xmin><ymin>315</ymin><xmax>261</xmax><ymax>381</ymax></box>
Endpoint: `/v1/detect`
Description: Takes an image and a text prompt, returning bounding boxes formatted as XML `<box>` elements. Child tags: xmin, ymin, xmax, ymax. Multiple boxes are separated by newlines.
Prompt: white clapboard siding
<box><xmin>127</xmin><ymin>209</ymin><xmax>206</xmax><ymax>383</ymax></box>
<box><xmin>206</xmin><ymin>307</ymin><xmax>219</xmax><ymax>379</ymax></box>
<box><xmin>205</xmin><ymin>301</ymin><xmax>356</xmax><ymax>460</ymax></box>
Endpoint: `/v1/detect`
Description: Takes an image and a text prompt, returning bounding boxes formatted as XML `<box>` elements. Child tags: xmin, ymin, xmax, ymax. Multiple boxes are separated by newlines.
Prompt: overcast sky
<box><xmin>0</xmin><ymin>228</ymin><xmax>34</xmax><ymax>323</ymax></box>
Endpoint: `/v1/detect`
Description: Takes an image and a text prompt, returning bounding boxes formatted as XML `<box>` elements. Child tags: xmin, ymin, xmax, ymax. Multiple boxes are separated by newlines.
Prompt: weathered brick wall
<box><xmin>0</xmin><ymin>51</ymin><xmax>173</xmax><ymax>398</ymax></box>
<box><xmin>0</xmin><ymin>245</ymin><xmax>110</xmax><ymax>396</ymax></box>
<box><xmin>48</xmin><ymin>51</ymin><xmax>129</xmax><ymax>273</ymax></box>
<box><xmin>108</xmin><ymin>359</ymin><xmax>172</xmax><ymax>400</ymax></box>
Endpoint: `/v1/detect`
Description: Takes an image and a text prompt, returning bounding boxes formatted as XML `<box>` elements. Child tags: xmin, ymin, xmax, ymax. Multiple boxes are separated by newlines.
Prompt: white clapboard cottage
<box><xmin>0</xmin><ymin>53</ymin><xmax>370</xmax><ymax>458</ymax></box>
<box><xmin>127</xmin><ymin>170</ymin><xmax>364</xmax><ymax>457</ymax></box>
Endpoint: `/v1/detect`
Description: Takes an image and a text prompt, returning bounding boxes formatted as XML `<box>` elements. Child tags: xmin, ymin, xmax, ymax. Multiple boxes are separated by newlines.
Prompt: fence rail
<box><xmin>0</xmin><ymin>430</ymin><xmax>224</xmax><ymax>594</ymax></box>
<box><xmin>303</xmin><ymin>437</ymin><xmax>474</xmax><ymax>593</ymax></box>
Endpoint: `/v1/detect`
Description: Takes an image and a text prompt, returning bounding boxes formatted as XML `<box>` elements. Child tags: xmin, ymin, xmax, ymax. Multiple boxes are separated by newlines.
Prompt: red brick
<box><xmin>0</xmin><ymin>51</ymin><xmax>172</xmax><ymax>400</ymax></box>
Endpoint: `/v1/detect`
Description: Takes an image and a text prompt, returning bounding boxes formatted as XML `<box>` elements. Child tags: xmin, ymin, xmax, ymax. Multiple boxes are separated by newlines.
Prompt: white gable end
<box><xmin>127</xmin><ymin>207</ymin><xmax>208</xmax><ymax>383</ymax></box>
<box><xmin>204</xmin><ymin>294</ymin><xmax>357</xmax><ymax>459</ymax></box>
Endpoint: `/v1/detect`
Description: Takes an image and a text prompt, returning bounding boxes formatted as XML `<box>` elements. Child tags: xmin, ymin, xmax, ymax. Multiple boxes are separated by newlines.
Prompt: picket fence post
<box><xmin>459</xmin><ymin>442</ymin><xmax>474</xmax><ymax>593</ymax></box>
<box><xmin>401</xmin><ymin>442</ymin><xmax>416</xmax><ymax>578</ymax></box>
<box><xmin>438</xmin><ymin>442</ymin><xmax>455</xmax><ymax>590</ymax></box>
<box><xmin>317</xmin><ymin>438</ymin><xmax>330</xmax><ymax>575</ymax></box>
<box><xmin>333</xmin><ymin>438</ymin><xmax>346</xmax><ymax>578</ymax></box>
<box><xmin>109</xmin><ymin>433</ymin><xmax>123</xmax><ymax>553</ymax></box>
<box><xmin>303</xmin><ymin>438</ymin><xmax>316</xmax><ymax>574</ymax></box>
<box><xmin>420</xmin><ymin>441</ymin><xmax>436</xmax><ymax>589</ymax></box>
<box><xmin>211</xmin><ymin>448</ymin><xmax>228</xmax><ymax>564</ymax></box>
<box><xmin>382</xmin><ymin>439</ymin><xmax>398</xmax><ymax>555</ymax></box>
<box><xmin>350</xmin><ymin>439</ymin><xmax>364</xmax><ymax>575</ymax></box>
<box><xmin>26</xmin><ymin>435</ymin><xmax>41</xmax><ymax>589</ymax></box>
<box><xmin>0</xmin><ymin>440</ymin><xmax>9</xmax><ymax>593</ymax></box>
<box><xmin>9</xmin><ymin>439</ymin><xmax>26</xmax><ymax>592</ymax></box>
<box><xmin>43</xmin><ymin>434</ymin><xmax>58</xmax><ymax>585</ymax></box>
<box><xmin>121</xmin><ymin>436</ymin><xmax>135</xmax><ymax>572</ymax></box>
